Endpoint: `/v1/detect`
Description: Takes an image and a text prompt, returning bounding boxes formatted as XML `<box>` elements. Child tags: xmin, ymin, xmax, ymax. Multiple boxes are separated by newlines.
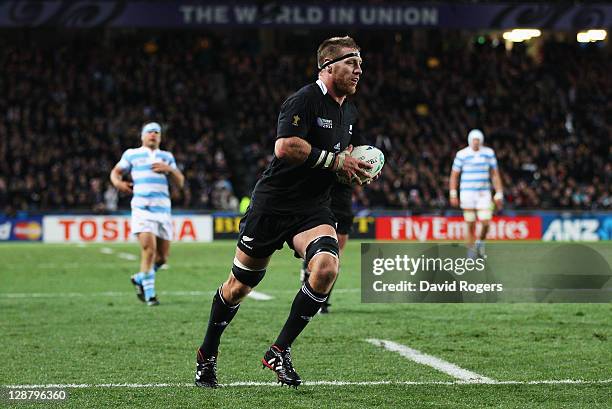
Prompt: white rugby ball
<box><xmin>337</xmin><ymin>145</ymin><xmax>385</xmax><ymax>185</ymax></box>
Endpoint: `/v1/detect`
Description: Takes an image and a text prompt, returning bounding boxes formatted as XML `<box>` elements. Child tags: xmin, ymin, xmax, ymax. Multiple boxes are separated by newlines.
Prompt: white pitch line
<box><xmin>367</xmin><ymin>339</ymin><xmax>496</xmax><ymax>383</ymax></box>
<box><xmin>247</xmin><ymin>290</ymin><xmax>273</xmax><ymax>301</ymax></box>
<box><xmin>0</xmin><ymin>288</ymin><xmax>359</xmax><ymax>298</ymax></box>
<box><xmin>4</xmin><ymin>379</ymin><xmax>611</xmax><ymax>389</ymax></box>
<box><xmin>0</xmin><ymin>290</ymin><xmax>273</xmax><ymax>301</ymax></box>
<box><xmin>0</xmin><ymin>287</ymin><xmax>366</xmax><ymax>300</ymax></box>
<box><xmin>0</xmin><ymin>291</ymin><xmax>130</xmax><ymax>299</ymax></box>
<box><xmin>100</xmin><ymin>247</ymin><xmax>114</xmax><ymax>254</ymax></box>
<box><xmin>117</xmin><ymin>252</ymin><xmax>138</xmax><ymax>261</ymax></box>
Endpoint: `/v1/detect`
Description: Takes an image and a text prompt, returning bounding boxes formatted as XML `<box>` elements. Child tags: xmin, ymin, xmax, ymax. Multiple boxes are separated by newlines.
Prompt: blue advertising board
<box><xmin>0</xmin><ymin>217</ymin><xmax>44</xmax><ymax>241</ymax></box>
<box><xmin>542</xmin><ymin>214</ymin><xmax>612</xmax><ymax>241</ymax></box>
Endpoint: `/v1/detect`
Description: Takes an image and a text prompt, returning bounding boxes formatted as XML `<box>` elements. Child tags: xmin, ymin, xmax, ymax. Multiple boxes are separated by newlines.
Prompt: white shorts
<box><xmin>131</xmin><ymin>213</ymin><xmax>173</xmax><ymax>241</ymax></box>
<box><xmin>460</xmin><ymin>190</ymin><xmax>492</xmax><ymax>210</ymax></box>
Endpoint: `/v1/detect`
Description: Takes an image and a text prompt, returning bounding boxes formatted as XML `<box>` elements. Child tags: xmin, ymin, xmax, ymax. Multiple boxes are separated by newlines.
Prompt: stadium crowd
<box><xmin>0</xmin><ymin>30</ymin><xmax>610</xmax><ymax>215</ymax></box>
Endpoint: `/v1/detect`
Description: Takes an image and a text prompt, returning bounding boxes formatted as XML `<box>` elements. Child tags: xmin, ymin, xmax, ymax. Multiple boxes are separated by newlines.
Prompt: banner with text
<box><xmin>542</xmin><ymin>214</ymin><xmax>612</xmax><ymax>242</ymax></box>
<box><xmin>212</xmin><ymin>214</ymin><xmax>376</xmax><ymax>240</ymax></box>
<box><xmin>1</xmin><ymin>2</ymin><xmax>611</xmax><ymax>29</ymax></box>
<box><xmin>43</xmin><ymin>215</ymin><xmax>213</xmax><ymax>243</ymax></box>
<box><xmin>375</xmin><ymin>216</ymin><xmax>541</xmax><ymax>241</ymax></box>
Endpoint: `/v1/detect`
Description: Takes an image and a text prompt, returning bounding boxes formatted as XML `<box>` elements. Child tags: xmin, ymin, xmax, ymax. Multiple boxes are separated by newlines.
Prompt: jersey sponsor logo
<box><xmin>292</xmin><ymin>115</ymin><xmax>300</xmax><ymax>126</ymax></box>
<box><xmin>316</xmin><ymin>117</ymin><xmax>333</xmax><ymax>129</ymax></box>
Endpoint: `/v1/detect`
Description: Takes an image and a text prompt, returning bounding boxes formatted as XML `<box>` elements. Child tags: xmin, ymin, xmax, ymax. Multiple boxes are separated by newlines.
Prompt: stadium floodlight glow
<box><xmin>577</xmin><ymin>29</ymin><xmax>607</xmax><ymax>43</ymax></box>
<box><xmin>502</xmin><ymin>29</ymin><xmax>542</xmax><ymax>42</ymax></box>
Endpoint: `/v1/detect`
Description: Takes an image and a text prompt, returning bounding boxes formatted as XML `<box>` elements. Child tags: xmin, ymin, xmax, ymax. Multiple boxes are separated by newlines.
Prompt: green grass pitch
<box><xmin>1</xmin><ymin>241</ymin><xmax>610</xmax><ymax>408</ymax></box>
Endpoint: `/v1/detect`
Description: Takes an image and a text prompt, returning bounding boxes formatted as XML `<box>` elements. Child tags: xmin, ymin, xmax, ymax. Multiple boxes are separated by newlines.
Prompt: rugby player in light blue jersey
<box><xmin>110</xmin><ymin>122</ymin><xmax>184</xmax><ymax>306</ymax></box>
<box><xmin>449</xmin><ymin>129</ymin><xmax>504</xmax><ymax>257</ymax></box>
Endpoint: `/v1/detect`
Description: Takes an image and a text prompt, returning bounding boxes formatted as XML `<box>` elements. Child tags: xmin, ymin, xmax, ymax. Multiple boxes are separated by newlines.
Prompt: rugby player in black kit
<box><xmin>300</xmin><ymin>182</ymin><xmax>356</xmax><ymax>314</ymax></box>
<box><xmin>194</xmin><ymin>36</ymin><xmax>371</xmax><ymax>388</ymax></box>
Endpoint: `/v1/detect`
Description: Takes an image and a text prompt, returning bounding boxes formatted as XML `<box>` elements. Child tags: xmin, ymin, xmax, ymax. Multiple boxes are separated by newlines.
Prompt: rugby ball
<box><xmin>337</xmin><ymin>145</ymin><xmax>385</xmax><ymax>185</ymax></box>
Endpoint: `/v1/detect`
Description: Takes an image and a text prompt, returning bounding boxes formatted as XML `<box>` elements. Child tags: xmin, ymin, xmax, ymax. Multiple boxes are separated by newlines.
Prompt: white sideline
<box><xmin>367</xmin><ymin>339</ymin><xmax>496</xmax><ymax>383</ymax></box>
<box><xmin>117</xmin><ymin>252</ymin><xmax>138</xmax><ymax>260</ymax></box>
<box><xmin>247</xmin><ymin>291</ymin><xmax>273</xmax><ymax>301</ymax></box>
<box><xmin>0</xmin><ymin>290</ymin><xmax>273</xmax><ymax>301</ymax></box>
<box><xmin>0</xmin><ymin>289</ymin><xmax>360</xmax><ymax>299</ymax></box>
<box><xmin>4</xmin><ymin>379</ymin><xmax>611</xmax><ymax>389</ymax></box>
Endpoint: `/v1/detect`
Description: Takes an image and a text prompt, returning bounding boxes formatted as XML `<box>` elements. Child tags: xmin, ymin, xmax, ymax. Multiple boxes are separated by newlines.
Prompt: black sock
<box><xmin>274</xmin><ymin>281</ymin><xmax>327</xmax><ymax>350</ymax></box>
<box><xmin>199</xmin><ymin>286</ymin><xmax>240</xmax><ymax>357</ymax></box>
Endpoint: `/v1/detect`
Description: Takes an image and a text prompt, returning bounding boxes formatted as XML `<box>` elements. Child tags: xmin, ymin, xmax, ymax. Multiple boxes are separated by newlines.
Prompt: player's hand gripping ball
<box><xmin>337</xmin><ymin>145</ymin><xmax>385</xmax><ymax>185</ymax></box>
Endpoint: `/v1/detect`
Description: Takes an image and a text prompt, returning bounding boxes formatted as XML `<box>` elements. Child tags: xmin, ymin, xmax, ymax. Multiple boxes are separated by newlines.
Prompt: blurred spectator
<box><xmin>211</xmin><ymin>180</ymin><xmax>239</xmax><ymax>211</ymax></box>
<box><xmin>103</xmin><ymin>183</ymin><xmax>118</xmax><ymax>212</ymax></box>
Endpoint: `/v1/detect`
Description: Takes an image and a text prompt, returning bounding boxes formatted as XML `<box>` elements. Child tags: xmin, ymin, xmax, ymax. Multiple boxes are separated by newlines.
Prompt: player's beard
<box><xmin>336</xmin><ymin>77</ymin><xmax>358</xmax><ymax>96</ymax></box>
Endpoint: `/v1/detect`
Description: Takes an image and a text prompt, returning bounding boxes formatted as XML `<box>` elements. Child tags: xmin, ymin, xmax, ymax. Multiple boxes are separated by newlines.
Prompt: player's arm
<box><xmin>491</xmin><ymin>167</ymin><xmax>503</xmax><ymax>208</ymax></box>
<box><xmin>275</xmin><ymin>138</ymin><xmax>371</xmax><ymax>182</ymax></box>
<box><xmin>110</xmin><ymin>165</ymin><xmax>133</xmax><ymax>194</ymax></box>
<box><xmin>274</xmin><ymin>137</ymin><xmax>312</xmax><ymax>164</ymax></box>
<box><xmin>449</xmin><ymin>169</ymin><xmax>460</xmax><ymax>207</ymax></box>
<box><xmin>449</xmin><ymin>152</ymin><xmax>462</xmax><ymax>207</ymax></box>
<box><xmin>166</xmin><ymin>166</ymin><xmax>185</xmax><ymax>189</ymax></box>
<box><xmin>489</xmin><ymin>151</ymin><xmax>503</xmax><ymax>208</ymax></box>
<box><xmin>152</xmin><ymin>160</ymin><xmax>185</xmax><ymax>188</ymax></box>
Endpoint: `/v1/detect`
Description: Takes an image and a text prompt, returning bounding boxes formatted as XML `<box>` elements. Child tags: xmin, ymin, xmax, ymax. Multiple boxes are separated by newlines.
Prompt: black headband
<box><xmin>318</xmin><ymin>51</ymin><xmax>361</xmax><ymax>71</ymax></box>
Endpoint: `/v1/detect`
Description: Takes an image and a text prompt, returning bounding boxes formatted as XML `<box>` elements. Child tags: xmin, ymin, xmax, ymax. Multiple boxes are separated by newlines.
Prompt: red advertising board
<box><xmin>375</xmin><ymin>216</ymin><xmax>541</xmax><ymax>241</ymax></box>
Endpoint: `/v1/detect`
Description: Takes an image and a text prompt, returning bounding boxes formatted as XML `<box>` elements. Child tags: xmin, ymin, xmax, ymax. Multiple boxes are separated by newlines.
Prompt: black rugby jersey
<box><xmin>251</xmin><ymin>80</ymin><xmax>359</xmax><ymax>215</ymax></box>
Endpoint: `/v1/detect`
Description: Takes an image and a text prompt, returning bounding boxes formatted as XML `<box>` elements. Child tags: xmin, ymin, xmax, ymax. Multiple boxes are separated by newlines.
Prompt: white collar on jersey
<box><xmin>316</xmin><ymin>79</ymin><xmax>328</xmax><ymax>95</ymax></box>
<box><xmin>141</xmin><ymin>146</ymin><xmax>160</xmax><ymax>158</ymax></box>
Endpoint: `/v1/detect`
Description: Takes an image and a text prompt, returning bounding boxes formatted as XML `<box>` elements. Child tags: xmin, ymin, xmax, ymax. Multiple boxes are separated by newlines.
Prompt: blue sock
<box><xmin>153</xmin><ymin>262</ymin><xmax>163</xmax><ymax>272</ymax></box>
<box><xmin>142</xmin><ymin>270</ymin><xmax>156</xmax><ymax>300</ymax></box>
<box><xmin>133</xmin><ymin>272</ymin><xmax>145</xmax><ymax>284</ymax></box>
<box><xmin>467</xmin><ymin>246</ymin><xmax>477</xmax><ymax>260</ymax></box>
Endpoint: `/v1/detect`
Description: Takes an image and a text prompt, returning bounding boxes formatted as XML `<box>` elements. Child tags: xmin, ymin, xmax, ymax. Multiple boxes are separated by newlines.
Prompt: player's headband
<box><xmin>318</xmin><ymin>51</ymin><xmax>361</xmax><ymax>71</ymax></box>
<box><xmin>468</xmin><ymin>129</ymin><xmax>484</xmax><ymax>144</ymax></box>
<box><xmin>141</xmin><ymin>122</ymin><xmax>161</xmax><ymax>140</ymax></box>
